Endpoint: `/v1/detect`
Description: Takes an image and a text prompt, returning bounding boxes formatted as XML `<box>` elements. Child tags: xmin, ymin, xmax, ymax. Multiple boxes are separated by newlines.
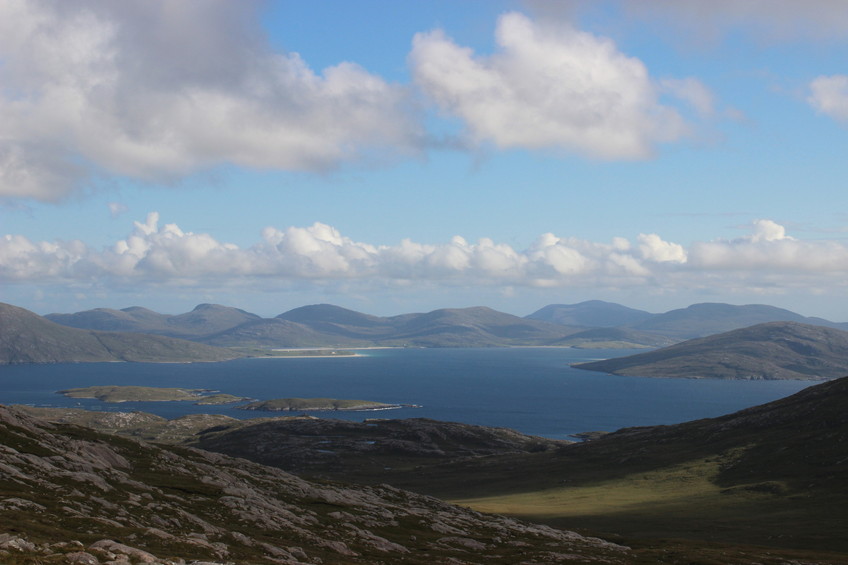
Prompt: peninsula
<box><xmin>58</xmin><ymin>385</ymin><xmax>250</xmax><ymax>404</ymax></box>
<box><xmin>237</xmin><ymin>397</ymin><xmax>411</xmax><ymax>412</ymax></box>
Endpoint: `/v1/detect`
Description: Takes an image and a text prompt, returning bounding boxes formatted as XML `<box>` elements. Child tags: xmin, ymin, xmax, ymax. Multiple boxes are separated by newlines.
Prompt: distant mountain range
<box><xmin>574</xmin><ymin>321</ymin><xmax>848</xmax><ymax>380</ymax></box>
<box><xmin>44</xmin><ymin>299</ymin><xmax>848</xmax><ymax>350</ymax></box>
<box><xmin>3</xmin><ymin>298</ymin><xmax>847</xmax><ymax>366</ymax></box>
<box><xmin>529</xmin><ymin>300</ymin><xmax>848</xmax><ymax>338</ymax></box>
<box><xmin>48</xmin><ymin>303</ymin><xmax>583</xmax><ymax>348</ymax></box>
<box><xmin>0</xmin><ymin>302</ymin><xmax>242</xmax><ymax>364</ymax></box>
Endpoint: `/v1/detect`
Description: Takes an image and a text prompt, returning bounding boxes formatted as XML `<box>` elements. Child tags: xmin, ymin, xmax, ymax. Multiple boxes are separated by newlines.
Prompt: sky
<box><xmin>2</xmin><ymin>0</ymin><xmax>848</xmax><ymax>320</ymax></box>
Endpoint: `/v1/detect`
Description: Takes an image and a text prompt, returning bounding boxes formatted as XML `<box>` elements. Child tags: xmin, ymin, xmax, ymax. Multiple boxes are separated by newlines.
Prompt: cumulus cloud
<box><xmin>0</xmin><ymin>0</ymin><xmax>421</xmax><ymax>201</ymax></box>
<box><xmin>637</xmin><ymin>233</ymin><xmax>688</xmax><ymax>263</ymax></box>
<box><xmin>689</xmin><ymin>219</ymin><xmax>848</xmax><ymax>272</ymax></box>
<box><xmin>410</xmin><ymin>12</ymin><xmax>695</xmax><ymax>159</ymax></box>
<box><xmin>808</xmin><ymin>75</ymin><xmax>848</xmax><ymax>123</ymax></box>
<box><xmin>4</xmin><ymin>214</ymin><xmax>847</xmax><ymax>301</ymax></box>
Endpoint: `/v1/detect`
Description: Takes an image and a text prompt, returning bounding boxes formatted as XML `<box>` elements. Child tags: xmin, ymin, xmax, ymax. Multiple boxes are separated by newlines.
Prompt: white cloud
<box><xmin>749</xmin><ymin>219</ymin><xmax>793</xmax><ymax>243</ymax></box>
<box><xmin>0</xmin><ymin>0</ymin><xmax>422</xmax><ymax>201</ymax></box>
<box><xmin>410</xmin><ymin>12</ymin><xmax>696</xmax><ymax>159</ymax></box>
<box><xmin>808</xmin><ymin>75</ymin><xmax>848</xmax><ymax>123</ymax></box>
<box><xmin>689</xmin><ymin>220</ymin><xmax>848</xmax><ymax>272</ymax></box>
<box><xmin>8</xmin><ymin>214</ymin><xmax>846</xmax><ymax>302</ymax></box>
<box><xmin>637</xmin><ymin>233</ymin><xmax>687</xmax><ymax>263</ymax></box>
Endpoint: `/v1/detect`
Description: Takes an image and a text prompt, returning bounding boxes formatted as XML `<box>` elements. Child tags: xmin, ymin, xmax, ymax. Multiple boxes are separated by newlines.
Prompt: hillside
<box><xmin>433</xmin><ymin>376</ymin><xmax>848</xmax><ymax>557</ymax></box>
<box><xmin>573</xmin><ymin>321</ymin><xmax>848</xmax><ymax>379</ymax></box>
<box><xmin>0</xmin><ymin>303</ymin><xmax>242</xmax><ymax>364</ymax></box>
<box><xmin>550</xmin><ymin>326</ymin><xmax>676</xmax><ymax>349</ymax></box>
<box><xmin>22</xmin><ymin>380</ymin><xmax>848</xmax><ymax>562</ymax></box>
<box><xmin>0</xmin><ymin>404</ymin><xmax>631</xmax><ymax>564</ymax></box>
<box><xmin>527</xmin><ymin>300</ymin><xmax>655</xmax><ymax>327</ymax></box>
<box><xmin>193</xmin><ymin>417</ymin><xmax>565</xmax><ymax>483</ymax></box>
<box><xmin>44</xmin><ymin>306</ymin><xmax>167</xmax><ymax>333</ymax></box>
<box><xmin>46</xmin><ymin>303</ymin><xmax>261</xmax><ymax>338</ymax></box>
<box><xmin>222</xmin><ymin>304</ymin><xmax>580</xmax><ymax>347</ymax></box>
<box><xmin>277</xmin><ymin>303</ymin><xmax>391</xmax><ymax>335</ymax></box>
<box><xmin>382</xmin><ymin>306</ymin><xmax>580</xmax><ymax>347</ymax></box>
<box><xmin>200</xmin><ymin>317</ymin><xmax>365</xmax><ymax>348</ymax></box>
<box><xmin>629</xmin><ymin>302</ymin><xmax>848</xmax><ymax>339</ymax></box>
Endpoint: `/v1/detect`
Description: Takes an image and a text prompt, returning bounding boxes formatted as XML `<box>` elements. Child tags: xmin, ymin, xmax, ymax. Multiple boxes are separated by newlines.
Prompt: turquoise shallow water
<box><xmin>0</xmin><ymin>348</ymin><xmax>813</xmax><ymax>440</ymax></box>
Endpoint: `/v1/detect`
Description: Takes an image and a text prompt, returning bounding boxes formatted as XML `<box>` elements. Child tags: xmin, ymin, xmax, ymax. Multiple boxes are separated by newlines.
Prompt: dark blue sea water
<box><xmin>0</xmin><ymin>348</ymin><xmax>813</xmax><ymax>440</ymax></box>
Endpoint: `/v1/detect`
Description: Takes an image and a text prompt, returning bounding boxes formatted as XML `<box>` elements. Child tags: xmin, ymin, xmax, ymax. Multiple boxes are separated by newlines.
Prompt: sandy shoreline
<box><xmin>251</xmin><ymin>346</ymin><xmax>403</xmax><ymax>359</ymax></box>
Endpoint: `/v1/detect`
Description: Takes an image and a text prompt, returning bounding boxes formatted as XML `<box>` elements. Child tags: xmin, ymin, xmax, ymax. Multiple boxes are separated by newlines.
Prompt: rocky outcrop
<box><xmin>0</xmin><ymin>405</ymin><xmax>630</xmax><ymax>564</ymax></box>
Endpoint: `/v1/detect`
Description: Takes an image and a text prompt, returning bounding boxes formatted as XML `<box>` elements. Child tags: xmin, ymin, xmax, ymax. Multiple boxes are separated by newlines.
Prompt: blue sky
<box><xmin>2</xmin><ymin>0</ymin><xmax>848</xmax><ymax>319</ymax></box>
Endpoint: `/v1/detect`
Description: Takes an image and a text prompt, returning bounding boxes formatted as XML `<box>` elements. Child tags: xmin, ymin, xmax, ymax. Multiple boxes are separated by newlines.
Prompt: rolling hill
<box><xmin>530</xmin><ymin>301</ymin><xmax>848</xmax><ymax>341</ymax></box>
<box><xmin>629</xmin><ymin>302</ymin><xmax>848</xmax><ymax>339</ymax></box>
<box><xmin>45</xmin><ymin>300</ymin><xmax>848</xmax><ymax>349</ymax></box>
<box><xmin>572</xmin><ymin>321</ymin><xmax>848</xmax><ymax>380</ymax></box>
<box><xmin>46</xmin><ymin>303</ymin><xmax>261</xmax><ymax>338</ymax></box>
<box><xmin>436</xmin><ymin>376</ymin><xmax>848</xmax><ymax>557</ymax></box>
<box><xmin>380</xmin><ymin>306</ymin><xmax>581</xmax><ymax>347</ymax></box>
<box><xmin>47</xmin><ymin>303</ymin><xmax>581</xmax><ymax>348</ymax></box>
<box><xmin>0</xmin><ymin>303</ymin><xmax>242</xmax><ymax>364</ymax></box>
<box><xmin>526</xmin><ymin>300</ymin><xmax>655</xmax><ymax>327</ymax></box>
<box><xmin>548</xmin><ymin>326</ymin><xmax>677</xmax><ymax>349</ymax></box>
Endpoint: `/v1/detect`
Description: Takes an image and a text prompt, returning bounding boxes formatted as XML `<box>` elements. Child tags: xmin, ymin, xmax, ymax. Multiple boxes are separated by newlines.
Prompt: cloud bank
<box><xmin>3</xmin><ymin>214</ymin><xmax>846</xmax><ymax>299</ymax></box>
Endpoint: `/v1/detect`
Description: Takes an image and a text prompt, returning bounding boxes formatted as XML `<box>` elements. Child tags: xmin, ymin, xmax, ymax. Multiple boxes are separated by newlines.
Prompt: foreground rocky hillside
<box><xmin>13</xmin><ymin>408</ymin><xmax>568</xmax><ymax>487</ymax></box>
<box><xmin>0</xmin><ymin>404</ymin><xmax>631</xmax><ymax>564</ymax></box>
<box><xmin>13</xmin><ymin>384</ymin><xmax>848</xmax><ymax>563</ymax></box>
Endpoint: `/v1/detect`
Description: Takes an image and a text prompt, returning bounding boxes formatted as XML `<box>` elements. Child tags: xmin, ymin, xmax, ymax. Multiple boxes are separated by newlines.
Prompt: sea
<box><xmin>0</xmin><ymin>347</ymin><xmax>813</xmax><ymax>441</ymax></box>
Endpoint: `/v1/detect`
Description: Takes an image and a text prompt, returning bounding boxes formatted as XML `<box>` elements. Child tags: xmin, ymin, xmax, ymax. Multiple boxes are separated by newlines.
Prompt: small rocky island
<box><xmin>58</xmin><ymin>385</ymin><xmax>250</xmax><ymax>405</ymax></box>
<box><xmin>237</xmin><ymin>397</ymin><xmax>413</xmax><ymax>412</ymax></box>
